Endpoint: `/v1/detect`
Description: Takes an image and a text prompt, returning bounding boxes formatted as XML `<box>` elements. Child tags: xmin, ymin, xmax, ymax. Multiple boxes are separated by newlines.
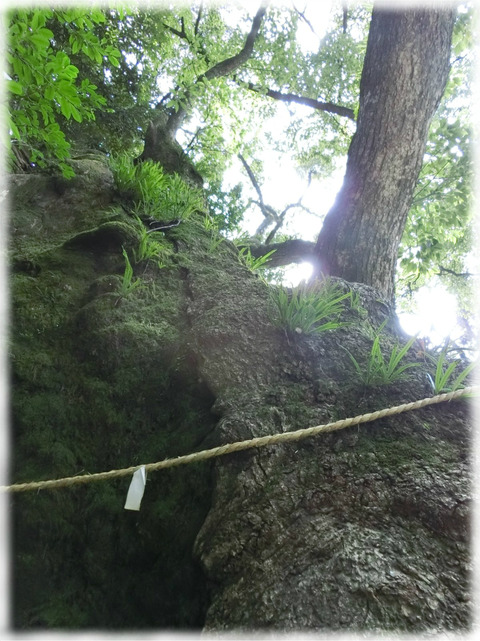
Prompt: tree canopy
<box><xmin>6</xmin><ymin>2</ymin><xmax>474</xmax><ymax>344</ymax></box>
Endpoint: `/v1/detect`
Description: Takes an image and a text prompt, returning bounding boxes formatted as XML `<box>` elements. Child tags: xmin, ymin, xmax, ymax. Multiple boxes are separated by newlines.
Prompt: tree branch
<box><xmin>165</xmin><ymin>1</ymin><xmax>270</xmax><ymax>137</ymax></box>
<box><xmin>342</xmin><ymin>2</ymin><xmax>348</xmax><ymax>34</ymax></box>
<box><xmin>203</xmin><ymin>1</ymin><xmax>270</xmax><ymax>80</ymax></box>
<box><xmin>293</xmin><ymin>4</ymin><xmax>316</xmax><ymax>36</ymax></box>
<box><xmin>437</xmin><ymin>265</ymin><xmax>476</xmax><ymax>278</ymax></box>
<box><xmin>194</xmin><ymin>2</ymin><xmax>204</xmax><ymax>36</ymax></box>
<box><xmin>239</xmin><ymin>151</ymin><xmax>323</xmax><ymax>243</ymax></box>
<box><xmin>238</xmin><ymin>153</ymin><xmax>285</xmax><ymax>238</ymax></box>
<box><xmin>241</xmin><ymin>81</ymin><xmax>356</xmax><ymax>120</ymax></box>
<box><xmin>238</xmin><ymin>153</ymin><xmax>265</xmax><ymax>208</ymax></box>
<box><xmin>247</xmin><ymin>238</ymin><xmax>316</xmax><ymax>268</ymax></box>
<box><xmin>264</xmin><ymin>214</ymin><xmax>286</xmax><ymax>245</ymax></box>
<box><xmin>163</xmin><ymin>18</ymin><xmax>189</xmax><ymax>41</ymax></box>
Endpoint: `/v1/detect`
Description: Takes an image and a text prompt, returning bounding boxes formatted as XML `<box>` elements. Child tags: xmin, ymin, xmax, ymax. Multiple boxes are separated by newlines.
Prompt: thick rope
<box><xmin>1</xmin><ymin>386</ymin><xmax>477</xmax><ymax>493</ymax></box>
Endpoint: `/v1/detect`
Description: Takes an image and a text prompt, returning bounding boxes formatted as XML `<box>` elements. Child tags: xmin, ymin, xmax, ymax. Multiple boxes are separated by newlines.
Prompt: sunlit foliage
<box><xmin>6</xmin><ymin>2</ymin><xmax>473</xmax><ymax>339</ymax></box>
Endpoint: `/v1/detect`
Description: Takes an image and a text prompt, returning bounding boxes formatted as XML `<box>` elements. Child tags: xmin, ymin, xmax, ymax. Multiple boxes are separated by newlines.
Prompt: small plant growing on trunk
<box><xmin>118</xmin><ymin>247</ymin><xmax>142</xmax><ymax>299</ymax></box>
<box><xmin>346</xmin><ymin>323</ymin><xmax>419</xmax><ymax>386</ymax></box>
<box><xmin>131</xmin><ymin>216</ymin><xmax>172</xmax><ymax>269</ymax></box>
<box><xmin>425</xmin><ymin>341</ymin><xmax>476</xmax><ymax>393</ymax></box>
<box><xmin>109</xmin><ymin>154</ymin><xmax>205</xmax><ymax>220</ymax></box>
<box><xmin>238</xmin><ymin>246</ymin><xmax>277</xmax><ymax>271</ymax></box>
<box><xmin>270</xmin><ymin>279</ymin><xmax>353</xmax><ymax>335</ymax></box>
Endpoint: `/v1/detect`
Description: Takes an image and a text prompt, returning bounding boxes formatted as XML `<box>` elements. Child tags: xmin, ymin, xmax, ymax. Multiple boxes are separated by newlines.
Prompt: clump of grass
<box><xmin>270</xmin><ymin>279</ymin><xmax>353</xmax><ymax>335</ymax></box>
<box><xmin>425</xmin><ymin>341</ymin><xmax>476</xmax><ymax>393</ymax></box>
<box><xmin>346</xmin><ymin>323</ymin><xmax>419</xmax><ymax>386</ymax></box>
<box><xmin>239</xmin><ymin>246</ymin><xmax>277</xmax><ymax>271</ymax></box>
<box><xmin>131</xmin><ymin>215</ymin><xmax>172</xmax><ymax>269</ymax></box>
<box><xmin>201</xmin><ymin>214</ymin><xmax>223</xmax><ymax>253</ymax></box>
<box><xmin>109</xmin><ymin>153</ymin><xmax>165</xmax><ymax>201</ymax></box>
<box><xmin>118</xmin><ymin>247</ymin><xmax>143</xmax><ymax>298</ymax></box>
<box><xmin>159</xmin><ymin>173</ymin><xmax>205</xmax><ymax>219</ymax></box>
<box><xmin>109</xmin><ymin>154</ymin><xmax>205</xmax><ymax>220</ymax></box>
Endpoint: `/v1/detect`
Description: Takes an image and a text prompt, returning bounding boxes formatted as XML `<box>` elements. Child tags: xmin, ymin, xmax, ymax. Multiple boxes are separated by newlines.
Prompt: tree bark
<box><xmin>137</xmin><ymin>111</ymin><xmax>204</xmax><ymax>188</ymax></box>
<box><xmin>10</xmin><ymin>5</ymin><xmax>471</xmax><ymax>635</ymax></box>
<box><xmin>314</xmin><ymin>7</ymin><xmax>455</xmax><ymax>301</ymax></box>
<box><xmin>248</xmin><ymin>238</ymin><xmax>315</xmax><ymax>267</ymax></box>
<box><xmin>10</xmin><ymin>137</ymin><xmax>471</xmax><ymax>633</ymax></box>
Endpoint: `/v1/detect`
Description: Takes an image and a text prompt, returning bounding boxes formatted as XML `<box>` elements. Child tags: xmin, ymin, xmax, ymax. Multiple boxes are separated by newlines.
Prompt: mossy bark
<box><xmin>10</xmin><ymin>160</ymin><xmax>471</xmax><ymax>631</ymax></box>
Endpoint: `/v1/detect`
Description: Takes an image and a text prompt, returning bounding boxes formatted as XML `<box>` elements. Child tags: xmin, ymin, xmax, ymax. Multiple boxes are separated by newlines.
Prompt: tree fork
<box><xmin>139</xmin><ymin>2</ymin><xmax>270</xmax><ymax>173</ymax></box>
<box><xmin>313</xmin><ymin>7</ymin><xmax>455</xmax><ymax>301</ymax></box>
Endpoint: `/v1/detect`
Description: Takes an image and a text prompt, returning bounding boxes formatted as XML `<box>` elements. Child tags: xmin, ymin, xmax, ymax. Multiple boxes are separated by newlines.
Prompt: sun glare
<box><xmin>283</xmin><ymin>262</ymin><xmax>314</xmax><ymax>286</ymax></box>
<box><xmin>398</xmin><ymin>285</ymin><xmax>459</xmax><ymax>346</ymax></box>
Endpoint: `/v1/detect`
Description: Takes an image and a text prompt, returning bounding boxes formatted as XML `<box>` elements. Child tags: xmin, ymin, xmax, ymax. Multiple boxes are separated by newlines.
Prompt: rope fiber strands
<box><xmin>1</xmin><ymin>386</ymin><xmax>477</xmax><ymax>494</ymax></box>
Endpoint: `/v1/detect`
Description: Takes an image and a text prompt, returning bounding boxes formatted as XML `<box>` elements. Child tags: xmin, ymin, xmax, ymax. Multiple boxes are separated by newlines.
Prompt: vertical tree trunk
<box><xmin>314</xmin><ymin>8</ymin><xmax>455</xmax><ymax>300</ymax></box>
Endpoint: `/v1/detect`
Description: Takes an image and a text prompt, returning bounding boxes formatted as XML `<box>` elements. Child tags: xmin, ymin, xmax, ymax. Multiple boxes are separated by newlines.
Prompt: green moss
<box><xmin>352</xmin><ymin>431</ymin><xmax>458</xmax><ymax>475</ymax></box>
<box><xmin>11</xmin><ymin>206</ymin><xmax>217</xmax><ymax>629</ymax></box>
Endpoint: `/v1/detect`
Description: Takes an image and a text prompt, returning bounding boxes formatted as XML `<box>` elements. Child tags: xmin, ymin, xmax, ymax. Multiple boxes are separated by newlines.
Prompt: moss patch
<box><xmin>11</xmin><ymin>186</ymin><xmax>217</xmax><ymax>628</ymax></box>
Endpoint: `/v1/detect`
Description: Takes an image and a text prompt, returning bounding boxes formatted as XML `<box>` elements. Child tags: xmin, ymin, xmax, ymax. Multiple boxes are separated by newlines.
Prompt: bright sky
<box><xmin>398</xmin><ymin>284</ymin><xmax>461</xmax><ymax>345</ymax></box>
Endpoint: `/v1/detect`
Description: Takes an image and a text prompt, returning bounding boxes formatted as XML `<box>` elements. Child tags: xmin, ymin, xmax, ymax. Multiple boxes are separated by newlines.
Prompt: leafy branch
<box><xmin>164</xmin><ymin>1</ymin><xmax>271</xmax><ymax>138</ymax></box>
<box><xmin>8</xmin><ymin>8</ymin><xmax>120</xmax><ymax>176</ymax></box>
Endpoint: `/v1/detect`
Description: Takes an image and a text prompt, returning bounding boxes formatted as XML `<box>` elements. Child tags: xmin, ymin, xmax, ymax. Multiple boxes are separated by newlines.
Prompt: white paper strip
<box><xmin>124</xmin><ymin>466</ymin><xmax>147</xmax><ymax>511</ymax></box>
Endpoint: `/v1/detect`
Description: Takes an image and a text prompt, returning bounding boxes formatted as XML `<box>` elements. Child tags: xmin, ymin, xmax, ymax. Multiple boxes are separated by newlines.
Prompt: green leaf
<box><xmin>59</xmin><ymin>162</ymin><xmax>75</xmax><ymax>179</ymax></box>
<box><xmin>30</xmin><ymin>28</ymin><xmax>54</xmax><ymax>49</ymax></box>
<box><xmin>39</xmin><ymin>104</ymin><xmax>52</xmax><ymax>125</ymax></box>
<box><xmin>30</xmin><ymin>12</ymin><xmax>45</xmax><ymax>31</ymax></box>
<box><xmin>8</xmin><ymin>80</ymin><xmax>23</xmax><ymax>95</ymax></box>
<box><xmin>60</xmin><ymin>65</ymin><xmax>79</xmax><ymax>80</ymax></box>
<box><xmin>69</xmin><ymin>104</ymin><xmax>83</xmax><ymax>123</ymax></box>
<box><xmin>43</xmin><ymin>85</ymin><xmax>54</xmax><ymax>100</ymax></box>
<box><xmin>107</xmin><ymin>48</ymin><xmax>121</xmax><ymax>67</ymax></box>
<box><xmin>8</xmin><ymin>116</ymin><xmax>21</xmax><ymax>140</ymax></box>
<box><xmin>70</xmin><ymin>36</ymin><xmax>81</xmax><ymax>55</ymax></box>
<box><xmin>59</xmin><ymin>100</ymin><xmax>72</xmax><ymax>119</ymax></box>
<box><xmin>90</xmin><ymin>9</ymin><xmax>106</xmax><ymax>24</ymax></box>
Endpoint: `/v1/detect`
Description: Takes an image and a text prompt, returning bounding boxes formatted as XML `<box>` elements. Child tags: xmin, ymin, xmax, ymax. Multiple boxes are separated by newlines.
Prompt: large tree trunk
<box><xmin>187</xmin><ymin>263</ymin><xmax>471</xmax><ymax>632</ymax></box>
<box><xmin>10</xmin><ymin>158</ymin><xmax>471</xmax><ymax>632</ymax></box>
<box><xmin>314</xmin><ymin>8</ymin><xmax>455</xmax><ymax>300</ymax></box>
<box><xmin>9</xmin><ymin>5</ymin><xmax>471</xmax><ymax>635</ymax></box>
